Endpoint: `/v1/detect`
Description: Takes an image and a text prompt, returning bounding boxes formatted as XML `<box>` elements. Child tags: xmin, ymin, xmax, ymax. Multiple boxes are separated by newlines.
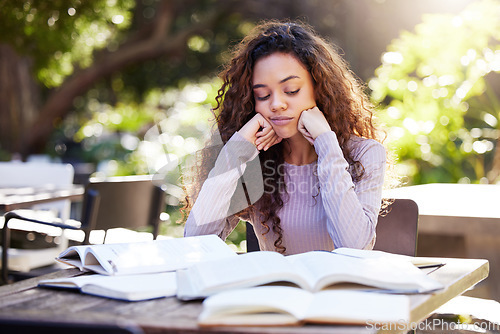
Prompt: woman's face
<box><xmin>252</xmin><ymin>52</ymin><xmax>316</xmax><ymax>139</ymax></box>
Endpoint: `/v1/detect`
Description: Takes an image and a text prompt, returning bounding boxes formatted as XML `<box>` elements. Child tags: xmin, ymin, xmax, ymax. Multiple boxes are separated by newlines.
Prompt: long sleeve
<box><xmin>314</xmin><ymin>131</ymin><xmax>386</xmax><ymax>249</ymax></box>
<box><xmin>184</xmin><ymin>132</ymin><xmax>260</xmax><ymax>239</ymax></box>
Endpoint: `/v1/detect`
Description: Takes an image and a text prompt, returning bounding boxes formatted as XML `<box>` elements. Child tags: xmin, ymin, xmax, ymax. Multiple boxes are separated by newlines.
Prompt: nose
<box><xmin>270</xmin><ymin>94</ymin><xmax>287</xmax><ymax>112</ymax></box>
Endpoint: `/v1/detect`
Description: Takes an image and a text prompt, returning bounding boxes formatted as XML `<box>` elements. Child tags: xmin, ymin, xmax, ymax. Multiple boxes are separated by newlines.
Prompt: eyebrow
<box><xmin>252</xmin><ymin>75</ymin><xmax>300</xmax><ymax>89</ymax></box>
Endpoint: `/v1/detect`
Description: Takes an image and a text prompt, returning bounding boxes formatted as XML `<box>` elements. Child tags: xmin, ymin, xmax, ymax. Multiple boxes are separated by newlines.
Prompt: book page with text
<box><xmin>287</xmin><ymin>251</ymin><xmax>443</xmax><ymax>292</ymax></box>
<box><xmin>80</xmin><ymin>235</ymin><xmax>236</xmax><ymax>275</ymax></box>
<box><xmin>191</xmin><ymin>251</ymin><xmax>311</xmax><ymax>293</ymax></box>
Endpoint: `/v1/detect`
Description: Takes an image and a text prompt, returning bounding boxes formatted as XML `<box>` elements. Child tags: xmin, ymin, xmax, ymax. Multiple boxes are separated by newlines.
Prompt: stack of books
<box><xmin>40</xmin><ymin>235</ymin><xmax>445</xmax><ymax>327</ymax></box>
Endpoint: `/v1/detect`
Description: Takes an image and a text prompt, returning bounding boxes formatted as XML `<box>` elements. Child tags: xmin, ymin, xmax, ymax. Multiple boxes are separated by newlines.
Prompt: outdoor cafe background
<box><xmin>1</xmin><ymin>0</ymin><xmax>500</xmax><ymax>299</ymax></box>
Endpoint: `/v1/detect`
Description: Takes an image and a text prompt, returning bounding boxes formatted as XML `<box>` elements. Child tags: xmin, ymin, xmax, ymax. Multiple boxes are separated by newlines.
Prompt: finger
<box><xmin>298</xmin><ymin>110</ymin><xmax>309</xmax><ymax>131</ymax></box>
<box><xmin>262</xmin><ymin>135</ymin><xmax>282</xmax><ymax>151</ymax></box>
<box><xmin>259</xmin><ymin>130</ymin><xmax>283</xmax><ymax>150</ymax></box>
<box><xmin>255</xmin><ymin>121</ymin><xmax>277</xmax><ymax>145</ymax></box>
<box><xmin>239</xmin><ymin>113</ymin><xmax>269</xmax><ymax>144</ymax></box>
<box><xmin>297</xmin><ymin>119</ymin><xmax>311</xmax><ymax>137</ymax></box>
<box><xmin>257</xmin><ymin>125</ymin><xmax>276</xmax><ymax>139</ymax></box>
<box><xmin>257</xmin><ymin>132</ymin><xmax>278</xmax><ymax>150</ymax></box>
<box><xmin>256</xmin><ymin>119</ymin><xmax>274</xmax><ymax>136</ymax></box>
<box><xmin>264</xmin><ymin>136</ymin><xmax>282</xmax><ymax>151</ymax></box>
<box><xmin>298</xmin><ymin>126</ymin><xmax>314</xmax><ymax>145</ymax></box>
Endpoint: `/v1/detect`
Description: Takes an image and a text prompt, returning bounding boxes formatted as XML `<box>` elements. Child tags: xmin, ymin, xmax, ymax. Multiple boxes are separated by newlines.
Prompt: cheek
<box><xmin>254</xmin><ymin>103</ymin><xmax>267</xmax><ymax>117</ymax></box>
<box><xmin>304</xmin><ymin>89</ymin><xmax>316</xmax><ymax>105</ymax></box>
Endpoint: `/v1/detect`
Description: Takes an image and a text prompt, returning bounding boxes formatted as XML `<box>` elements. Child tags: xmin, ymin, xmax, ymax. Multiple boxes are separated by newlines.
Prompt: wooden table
<box><xmin>0</xmin><ymin>257</ymin><xmax>489</xmax><ymax>334</ymax></box>
<box><xmin>0</xmin><ymin>185</ymin><xmax>84</xmax><ymax>212</ymax></box>
<box><xmin>383</xmin><ymin>183</ymin><xmax>500</xmax><ymax>300</ymax></box>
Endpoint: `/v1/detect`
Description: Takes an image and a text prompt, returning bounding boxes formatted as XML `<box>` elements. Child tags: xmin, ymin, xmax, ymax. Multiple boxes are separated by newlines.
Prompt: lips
<box><xmin>269</xmin><ymin>116</ymin><xmax>294</xmax><ymax>126</ymax></box>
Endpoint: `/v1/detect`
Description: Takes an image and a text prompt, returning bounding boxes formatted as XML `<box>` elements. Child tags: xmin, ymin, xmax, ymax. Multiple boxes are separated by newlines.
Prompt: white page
<box><xmin>187</xmin><ymin>251</ymin><xmax>311</xmax><ymax>294</ymax></box>
<box><xmin>40</xmin><ymin>272</ymin><xmax>177</xmax><ymax>301</ymax></box>
<box><xmin>81</xmin><ymin>272</ymin><xmax>177</xmax><ymax>301</ymax></box>
<box><xmin>287</xmin><ymin>251</ymin><xmax>443</xmax><ymax>292</ymax></box>
<box><xmin>333</xmin><ymin>247</ymin><xmax>445</xmax><ymax>268</ymax></box>
<box><xmin>56</xmin><ymin>246</ymin><xmax>90</xmax><ymax>270</ymax></box>
<box><xmin>200</xmin><ymin>286</ymin><xmax>313</xmax><ymax>321</ymax></box>
<box><xmin>39</xmin><ymin>275</ymin><xmax>95</xmax><ymax>289</ymax></box>
<box><xmin>304</xmin><ymin>290</ymin><xmax>410</xmax><ymax>324</ymax></box>
<box><xmin>75</xmin><ymin>235</ymin><xmax>236</xmax><ymax>275</ymax></box>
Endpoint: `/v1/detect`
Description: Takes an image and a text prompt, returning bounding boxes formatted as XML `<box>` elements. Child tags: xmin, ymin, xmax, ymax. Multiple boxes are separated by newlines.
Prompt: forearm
<box><xmin>184</xmin><ymin>132</ymin><xmax>259</xmax><ymax>238</ymax></box>
<box><xmin>315</xmin><ymin>132</ymin><xmax>386</xmax><ymax>249</ymax></box>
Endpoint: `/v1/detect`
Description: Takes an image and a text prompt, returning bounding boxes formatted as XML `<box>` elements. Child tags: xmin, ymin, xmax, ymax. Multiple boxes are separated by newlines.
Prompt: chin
<box><xmin>276</xmin><ymin>130</ymin><xmax>296</xmax><ymax>139</ymax></box>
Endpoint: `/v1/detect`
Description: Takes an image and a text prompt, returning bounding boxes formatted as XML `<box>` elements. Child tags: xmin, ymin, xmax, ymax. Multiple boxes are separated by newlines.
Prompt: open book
<box><xmin>39</xmin><ymin>272</ymin><xmax>177</xmax><ymax>301</ymax></box>
<box><xmin>176</xmin><ymin>249</ymin><xmax>444</xmax><ymax>300</ymax></box>
<box><xmin>331</xmin><ymin>247</ymin><xmax>446</xmax><ymax>268</ymax></box>
<box><xmin>56</xmin><ymin>235</ymin><xmax>237</xmax><ymax>275</ymax></box>
<box><xmin>198</xmin><ymin>285</ymin><xmax>410</xmax><ymax>326</ymax></box>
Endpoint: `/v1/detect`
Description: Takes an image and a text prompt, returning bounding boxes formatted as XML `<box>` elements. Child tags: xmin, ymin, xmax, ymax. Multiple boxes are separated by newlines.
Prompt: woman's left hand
<box><xmin>298</xmin><ymin>107</ymin><xmax>332</xmax><ymax>145</ymax></box>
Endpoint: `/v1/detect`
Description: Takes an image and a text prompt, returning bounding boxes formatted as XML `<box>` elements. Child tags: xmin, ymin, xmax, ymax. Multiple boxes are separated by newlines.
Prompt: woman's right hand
<box><xmin>239</xmin><ymin>113</ymin><xmax>282</xmax><ymax>151</ymax></box>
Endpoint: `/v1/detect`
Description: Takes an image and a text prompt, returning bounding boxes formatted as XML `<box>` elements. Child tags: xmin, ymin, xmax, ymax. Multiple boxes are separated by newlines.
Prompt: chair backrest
<box><xmin>246</xmin><ymin>222</ymin><xmax>260</xmax><ymax>252</ymax></box>
<box><xmin>80</xmin><ymin>175</ymin><xmax>166</xmax><ymax>243</ymax></box>
<box><xmin>0</xmin><ymin>161</ymin><xmax>74</xmax><ymax>221</ymax></box>
<box><xmin>0</xmin><ymin>162</ymin><xmax>75</xmax><ymax>272</ymax></box>
<box><xmin>373</xmin><ymin>198</ymin><xmax>419</xmax><ymax>256</ymax></box>
<box><xmin>246</xmin><ymin>198</ymin><xmax>419</xmax><ymax>256</ymax></box>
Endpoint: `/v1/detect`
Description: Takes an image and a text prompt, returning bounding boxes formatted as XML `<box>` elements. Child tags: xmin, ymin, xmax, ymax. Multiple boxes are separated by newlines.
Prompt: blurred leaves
<box><xmin>370</xmin><ymin>0</ymin><xmax>500</xmax><ymax>184</ymax></box>
<box><xmin>0</xmin><ymin>0</ymin><xmax>135</xmax><ymax>87</ymax></box>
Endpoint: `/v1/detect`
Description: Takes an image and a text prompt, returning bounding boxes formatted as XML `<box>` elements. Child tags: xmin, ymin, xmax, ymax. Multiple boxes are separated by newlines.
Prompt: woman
<box><xmin>183</xmin><ymin>20</ymin><xmax>387</xmax><ymax>255</ymax></box>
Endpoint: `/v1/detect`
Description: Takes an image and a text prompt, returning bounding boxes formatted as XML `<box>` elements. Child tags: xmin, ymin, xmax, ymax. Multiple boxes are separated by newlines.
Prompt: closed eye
<box><xmin>256</xmin><ymin>94</ymin><xmax>270</xmax><ymax>101</ymax></box>
<box><xmin>286</xmin><ymin>89</ymin><xmax>300</xmax><ymax>95</ymax></box>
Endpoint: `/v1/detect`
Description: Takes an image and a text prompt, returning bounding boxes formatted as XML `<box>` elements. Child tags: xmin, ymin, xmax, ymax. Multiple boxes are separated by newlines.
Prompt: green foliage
<box><xmin>57</xmin><ymin>78</ymin><xmax>220</xmax><ymax>172</ymax></box>
<box><xmin>0</xmin><ymin>0</ymin><xmax>251</xmax><ymax>248</ymax></box>
<box><xmin>0</xmin><ymin>0</ymin><xmax>135</xmax><ymax>87</ymax></box>
<box><xmin>370</xmin><ymin>0</ymin><xmax>500</xmax><ymax>184</ymax></box>
<box><xmin>118</xmin><ymin>15</ymin><xmax>251</xmax><ymax>101</ymax></box>
<box><xmin>55</xmin><ymin>78</ymin><xmax>248</xmax><ymax>244</ymax></box>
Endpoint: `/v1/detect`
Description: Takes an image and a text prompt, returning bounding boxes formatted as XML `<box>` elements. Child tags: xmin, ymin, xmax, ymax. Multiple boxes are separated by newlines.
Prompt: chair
<box><xmin>0</xmin><ymin>161</ymin><xmax>75</xmax><ymax>220</ymax></box>
<box><xmin>0</xmin><ymin>162</ymin><xmax>76</xmax><ymax>275</ymax></box>
<box><xmin>79</xmin><ymin>175</ymin><xmax>166</xmax><ymax>244</ymax></box>
<box><xmin>2</xmin><ymin>175</ymin><xmax>166</xmax><ymax>284</ymax></box>
<box><xmin>373</xmin><ymin>198</ymin><xmax>419</xmax><ymax>256</ymax></box>
<box><xmin>246</xmin><ymin>198</ymin><xmax>419</xmax><ymax>256</ymax></box>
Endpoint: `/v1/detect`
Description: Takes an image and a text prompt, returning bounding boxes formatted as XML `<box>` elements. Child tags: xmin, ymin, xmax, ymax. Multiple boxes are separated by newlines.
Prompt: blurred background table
<box><xmin>1</xmin><ymin>185</ymin><xmax>85</xmax><ymax>282</ymax></box>
<box><xmin>0</xmin><ymin>185</ymin><xmax>84</xmax><ymax>213</ymax></box>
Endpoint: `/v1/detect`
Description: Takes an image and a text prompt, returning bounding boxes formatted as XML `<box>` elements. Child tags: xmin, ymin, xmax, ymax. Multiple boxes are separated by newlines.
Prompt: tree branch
<box><xmin>24</xmin><ymin>5</ymin><xmax>229</xmax><ymax>155</ymax></box>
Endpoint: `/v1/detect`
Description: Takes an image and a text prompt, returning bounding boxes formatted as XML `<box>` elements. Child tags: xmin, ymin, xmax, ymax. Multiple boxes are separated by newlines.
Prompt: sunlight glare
<box><xmin>112</xmin><ymin>15</ymin><xmax>124</xmax><ymax>24</ymax></box>
<box><xmin>452</xmin><ymin>16</ymin><xmax>463</xmax><ymax>27</ymax></box>
<box><xmin>387</xmin><ymin>106</ymin><xmax>402</xmax><ymax>119</ymax></box>
<box><xmin>403</xmin><ymin>117</ymin><xmax>419</xmax><ymax>135</ymax></box>
<box><xmin>483</xmin><ymin>113</ymin><xmax>498</xmax><ymax>127</ymax></box>
<box><xmin>472</xmin><ymin>140</ymin><xmax>487</xmax><ymax>154</ymax></box>
<box><xmin>382</xmin><ymin>52</ymin><xmax>403</xmax><ymax>65</ymax></box>
<box><xmin>407</xmin><ymin>81</ymin><xmax>418</xmax><ymax>92</ymax></box>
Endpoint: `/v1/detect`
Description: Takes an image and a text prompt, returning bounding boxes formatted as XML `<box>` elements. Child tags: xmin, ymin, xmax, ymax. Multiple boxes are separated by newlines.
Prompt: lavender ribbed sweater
<box><xmin>184</xmin><ymin>130</ymin><xmax>386</xmax><ymax>255</ymax></box>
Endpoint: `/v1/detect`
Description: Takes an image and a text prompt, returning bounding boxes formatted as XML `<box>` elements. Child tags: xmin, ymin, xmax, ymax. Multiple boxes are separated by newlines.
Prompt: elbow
<box><xmin>362</xmin><ymin>234</ymin><xmax>376</xmax><ymax>250</ymax></box>
<box><xmin>333</xmin><ymin>216</ymin><xmax>377</xmax><ymax>250</ymax></box>
<box><xmin>359</xmin><ymin>215</ymin><xmax>377</xmax><ymax>249</ymax></box>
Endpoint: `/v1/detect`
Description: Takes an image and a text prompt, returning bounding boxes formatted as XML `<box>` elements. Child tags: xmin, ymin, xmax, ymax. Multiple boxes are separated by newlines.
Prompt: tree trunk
<box><xmin>0</xmin><ymin>44</ymin><xmax>41</xmax><ymax>158</ymax></box>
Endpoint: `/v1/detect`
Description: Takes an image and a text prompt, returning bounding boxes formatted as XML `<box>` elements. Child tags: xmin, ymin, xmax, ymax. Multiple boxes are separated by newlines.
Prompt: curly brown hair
<box><xmin>183</xmin><ymin>20</ymin><xmax>383</xmax><ymax>253</ymax></box>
